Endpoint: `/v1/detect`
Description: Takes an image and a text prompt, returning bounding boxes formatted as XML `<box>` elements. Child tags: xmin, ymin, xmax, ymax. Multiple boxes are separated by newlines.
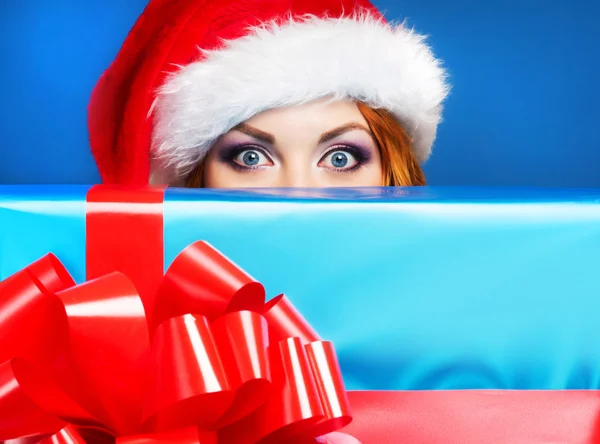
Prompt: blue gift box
<box><xmin>1</xmin><ymin>185</ymin><xmax>600</xmax><ymax>393</ymax></box>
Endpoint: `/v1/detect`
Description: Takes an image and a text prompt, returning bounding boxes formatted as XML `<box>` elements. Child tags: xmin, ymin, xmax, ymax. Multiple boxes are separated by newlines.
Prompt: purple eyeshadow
<box><xmin>217</xmin><ymin>143</ymin><xmax>266</xmax><ymax>162</ymax></box>
<box><xmin>328</xmin><ymin>142</ymin><xmax>374</xmax><ymax>162</ymax></box>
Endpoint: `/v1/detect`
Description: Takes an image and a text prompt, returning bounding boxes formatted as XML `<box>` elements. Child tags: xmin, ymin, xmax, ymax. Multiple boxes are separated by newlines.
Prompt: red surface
<box><xmin>346</xmin><ymin>390</ymin><xmax>600</xmax><ymax>443</ymax></box>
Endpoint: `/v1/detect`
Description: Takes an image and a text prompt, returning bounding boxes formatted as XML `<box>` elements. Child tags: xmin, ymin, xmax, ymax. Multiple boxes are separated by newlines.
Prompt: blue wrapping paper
<box><xmin>1</xmin><ymin>185</ymin><xmax>600</xmax><ymax>391</ymax></box>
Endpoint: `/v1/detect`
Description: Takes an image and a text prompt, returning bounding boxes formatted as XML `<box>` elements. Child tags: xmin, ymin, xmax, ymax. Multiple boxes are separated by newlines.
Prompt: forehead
<box><xmin>243</xmin><ymin>99</ymin><xmax>368</xmax><ymax>131</ymax></box>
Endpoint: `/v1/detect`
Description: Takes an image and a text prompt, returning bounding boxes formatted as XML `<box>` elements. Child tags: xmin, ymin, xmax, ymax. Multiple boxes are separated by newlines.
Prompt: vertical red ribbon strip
<box><xmin>86</xmin><ymin>185</ymin><xmax>166</xmax><ymax>325</ymax></box>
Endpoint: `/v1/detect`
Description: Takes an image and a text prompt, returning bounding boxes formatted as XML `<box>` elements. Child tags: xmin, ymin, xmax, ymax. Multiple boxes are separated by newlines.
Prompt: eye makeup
<box><xmin>324</xmin><ymin>142</ymin><xmax>373</xmax><ymax>162</ymax></box>
<box><xmin>217</xmin><ymin>143</ymin><xmax>274</xmax><ymax>171</ymax></box>
<box><xmin>319</xmin><ymin>143</ymin><xmax>373</xmax><ymax>173</ymax></box>
<box><xmin>213</xmin><ymin>129</ymin><xmax>378</xmax><ymax>175</ymax></box>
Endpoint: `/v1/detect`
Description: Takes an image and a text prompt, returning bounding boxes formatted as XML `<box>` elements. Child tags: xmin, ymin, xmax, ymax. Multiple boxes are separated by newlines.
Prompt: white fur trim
<box><xmin>151</xmin><ymin>13</ymin><xmax>450</xmax><ymax>184</ymax></box>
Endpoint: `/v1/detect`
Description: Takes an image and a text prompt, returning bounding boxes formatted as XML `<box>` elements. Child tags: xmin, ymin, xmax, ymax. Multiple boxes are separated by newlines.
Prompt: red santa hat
<box><xmin>88</xmin><ymin>0</ymin><xmax>450</xmax><ymax>185</ymax></box>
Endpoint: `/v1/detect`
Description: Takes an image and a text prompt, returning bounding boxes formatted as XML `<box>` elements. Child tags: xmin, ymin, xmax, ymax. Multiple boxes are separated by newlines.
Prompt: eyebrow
<box><xmin>232</xmin><ymin>121</ymin><xmax>372</xmax><ymax>145</ymax></box>
<box><xmin>318</xmin><ymin>122</ymin><xmax>372</xmax><ymax>144</ymax></box>
<box><xmin>233</xmin><ymin>123</ymin><xmax>275</xmax><ymax>144</ymax></box>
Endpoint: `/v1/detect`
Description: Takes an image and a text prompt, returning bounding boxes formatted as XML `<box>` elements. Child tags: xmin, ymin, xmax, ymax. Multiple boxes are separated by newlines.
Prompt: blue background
<box><xmin>0</xmin><ymin>0</ymin><xmax>598</xmax><ymax>187</ymax></box>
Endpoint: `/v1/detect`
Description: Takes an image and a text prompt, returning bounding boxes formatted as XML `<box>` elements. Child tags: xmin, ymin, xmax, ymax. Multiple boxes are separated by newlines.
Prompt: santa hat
<box><xmin>88</xmin><ymin>0</ymin><xmax>450</xmax><ymax>185</ymax></box>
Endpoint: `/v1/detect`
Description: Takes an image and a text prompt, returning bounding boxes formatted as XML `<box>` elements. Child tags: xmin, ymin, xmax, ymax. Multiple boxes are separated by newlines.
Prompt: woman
<box><xmin>88</xmin><ymin>0</ymin><xmax>450</xmax><ymax>189</ymax></box>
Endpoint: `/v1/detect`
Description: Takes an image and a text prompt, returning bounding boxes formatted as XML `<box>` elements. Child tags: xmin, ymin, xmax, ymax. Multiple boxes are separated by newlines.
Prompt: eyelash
<box><xmin>323</xmin><ymin>145</ymin><xmax>369</xmax><ymax>173</ymax></box>
<box><xmin>221</xmin><ymin>144</ymin><xmax>269</xmax><ymax>171</ymax></box>
<box><xmin>221</xmin><ymin>144</ymin><xmax>370</xmax><ymax>173</ymax></box>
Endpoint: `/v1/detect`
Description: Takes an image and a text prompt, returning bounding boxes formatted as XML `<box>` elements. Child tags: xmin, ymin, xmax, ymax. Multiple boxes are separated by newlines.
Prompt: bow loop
<box><xmin>0</xmin><ymin>241</ymin><xmax>355</xmax><ymax>443</ymax></box>
<box><xmin>152</xmin><ymin>241</ymin><xmax>265</xmax><ymax>332</ymax></box>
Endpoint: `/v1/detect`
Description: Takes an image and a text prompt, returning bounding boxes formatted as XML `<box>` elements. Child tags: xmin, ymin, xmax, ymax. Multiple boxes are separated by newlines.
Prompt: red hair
<box><xmin>357</xmin><ymin>102</ymin><xmax>426</xmax><ymax>186</ymax></box>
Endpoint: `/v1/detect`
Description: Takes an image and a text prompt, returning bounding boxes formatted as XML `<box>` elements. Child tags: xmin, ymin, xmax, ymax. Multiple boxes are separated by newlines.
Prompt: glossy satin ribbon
<box><xmin>0</xmin><ymin>186</ymin><xmax>353</xmax><ymax>443</ymax></box>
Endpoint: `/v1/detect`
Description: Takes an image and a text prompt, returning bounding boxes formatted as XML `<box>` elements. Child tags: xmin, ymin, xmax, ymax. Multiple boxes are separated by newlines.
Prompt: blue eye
<box><xmin>331</xmin><ymin>152</ymin><xmax>349</xmax><ymax>168</ymax></box>
<box><xmin>242</xmin><ymin>151</ymin><xmax>260</xmax><ymax>166</ymax></box>
<box><xmin>232</xmin><ymin>149</ymin><xmax>272</xmax><ymax>168</ymax></box>
<box><xmin>321</xmin><ymin>150</ymin><xmax>359</xmax><ymax>170</ymax></box>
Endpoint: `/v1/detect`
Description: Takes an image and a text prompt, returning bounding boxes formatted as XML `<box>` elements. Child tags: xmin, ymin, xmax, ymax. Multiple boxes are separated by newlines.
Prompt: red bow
<box><xmin>0</xmin><ymin>241</ymin><xmax>355</xmax><ymax>443</ymax></box>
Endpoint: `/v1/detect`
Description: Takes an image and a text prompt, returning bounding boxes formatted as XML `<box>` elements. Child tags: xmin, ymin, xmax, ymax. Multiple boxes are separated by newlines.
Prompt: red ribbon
<box><xmin>0</xmin><ymin>242</ymin><xmax>353</xmax><ymax>443</ymax></box>
<box><xmin>0</xmin><ymin>186</ymin><xmax>355</xmax><ymax>443</ymax></box>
